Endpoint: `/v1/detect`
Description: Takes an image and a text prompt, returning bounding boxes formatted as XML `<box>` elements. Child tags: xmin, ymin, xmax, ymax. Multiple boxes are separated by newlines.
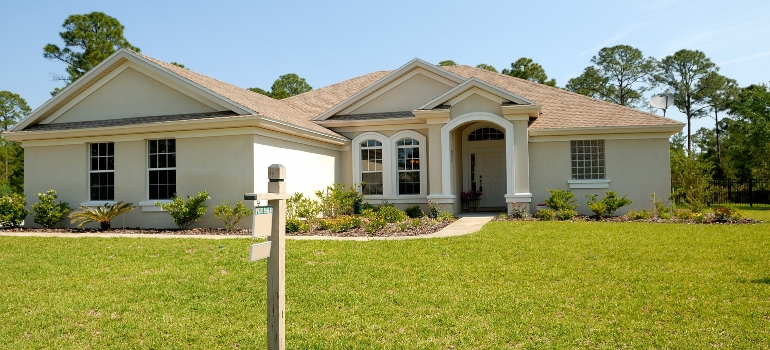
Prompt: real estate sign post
<box><xmin>245</xmin><ymin>164</ymin><xmax>289</xmax><ymax>350</ymax></box>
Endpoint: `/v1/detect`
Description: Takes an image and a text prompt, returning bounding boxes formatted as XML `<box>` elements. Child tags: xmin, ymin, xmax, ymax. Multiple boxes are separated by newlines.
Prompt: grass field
<box><xmin>2</xmin><ymin>220</ymin><xmax>769</xmax><ymax>349</ymax></box>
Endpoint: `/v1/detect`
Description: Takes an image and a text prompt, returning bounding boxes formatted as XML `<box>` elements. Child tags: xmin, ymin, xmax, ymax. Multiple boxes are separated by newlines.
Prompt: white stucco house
<box><xmin>6</xmin><ymin>49</ymin><xmax>683</xmax><ymax>228</ymax></box>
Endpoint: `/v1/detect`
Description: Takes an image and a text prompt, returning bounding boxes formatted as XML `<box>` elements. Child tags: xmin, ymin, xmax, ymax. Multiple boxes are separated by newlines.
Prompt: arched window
<box><xmin>360</xmin><ymin>139</ymin><xmax>383</xmax><ymax>195</ymax></box>
<box><xmin>396</xmin><ymin>138</ymin><xmax>420</xmax><ymax>195</ymax></box>
<box><xmin>468</xmin><ymin>127</ymin><xmax>504</xmax><ymax>141</ymax></box>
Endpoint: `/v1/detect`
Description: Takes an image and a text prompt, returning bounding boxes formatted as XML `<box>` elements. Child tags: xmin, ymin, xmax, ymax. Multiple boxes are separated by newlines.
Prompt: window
<box><xmin>148</xmin><ymin>139</ymin><xmax>176</xmax><ymax>200</ymax></box>
<box><xmin>360</xmin><ymin>139</ymin><xmax>383</xmax><ymax>195</ymax></box>
<box><xmin>396</xmin><ymin>138</ymin><xmax>420</xmax><ymax>195</ymax></box>
<box><xmin>89</xmin><ymin>143</ymin><xmax>114</xmax><ymax>201</ymax></box>
<box><xmin>468</xmin><ymin>127</ymin><xmax>504</xmax><ymax>141</ymax></box>
<box><xmin>571</xmin><ymin>140</ymin><xmax>605</xmax><ymax>180</ymax></box>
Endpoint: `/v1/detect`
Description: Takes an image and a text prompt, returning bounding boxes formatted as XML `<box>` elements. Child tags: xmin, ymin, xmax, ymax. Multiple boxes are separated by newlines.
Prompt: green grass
<box><xmin>2</xmin><ymin>221</ymin><xmax>769</xmax><ymax>349</ymax></box>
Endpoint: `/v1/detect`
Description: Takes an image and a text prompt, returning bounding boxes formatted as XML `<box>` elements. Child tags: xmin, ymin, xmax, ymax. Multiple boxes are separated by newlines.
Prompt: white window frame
<box><xmin>139</xmin><ymin>139</ymin><xmax>177</xmax><ymax>212</ymax></box>
<box><xmin>568</xmin><ymin>139</ymin><xmax>611</xmax><ymax>189</ymax></box>
<box><xmin>82</xmin><ymin>142</ymin><xmax>116</xmax><ymax>207</ymax></box>
<box><xmin>351</xmin><ymin>131</ymin><xmax>427</xmax><ymax>202</ymax></box>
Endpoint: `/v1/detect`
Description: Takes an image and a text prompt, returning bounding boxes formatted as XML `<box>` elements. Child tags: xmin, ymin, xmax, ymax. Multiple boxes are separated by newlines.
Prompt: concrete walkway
<box><xmin>0</xmin><ymin>213</ymin><xmax>497</xmax><ymax>241</ymax></box>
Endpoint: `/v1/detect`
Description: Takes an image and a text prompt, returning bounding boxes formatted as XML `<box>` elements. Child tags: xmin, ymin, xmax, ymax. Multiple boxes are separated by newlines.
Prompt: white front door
<box><xmin>467</xmin><ymin>146</ymin><xmax>506</xmax><ymax>208</ymax></box>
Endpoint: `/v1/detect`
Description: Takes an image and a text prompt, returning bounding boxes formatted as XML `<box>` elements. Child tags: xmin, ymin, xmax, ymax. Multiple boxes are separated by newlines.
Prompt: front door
<box><xmin>467</xmin><ymin>147</ymin><xmax>506</xmax><ymax>208</ymax></box>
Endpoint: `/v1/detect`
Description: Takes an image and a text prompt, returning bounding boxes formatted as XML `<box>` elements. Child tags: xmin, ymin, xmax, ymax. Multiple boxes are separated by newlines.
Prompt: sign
<box><xmin>255</xmin><ymin>206</ymin><xmax>273</xmax><ymax>215</ymax></box>
<box><xmin>249</xmin><ymin>241</ymin><xmax>272</xmax><ymax>261</ymax></box>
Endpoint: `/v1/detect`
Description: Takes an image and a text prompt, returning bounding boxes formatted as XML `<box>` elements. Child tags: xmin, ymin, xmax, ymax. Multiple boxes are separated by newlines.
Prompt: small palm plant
<box><xmin>69</xmin><ymin>201</ymin><xmax>134</xmax><ymax>230</ymax></box>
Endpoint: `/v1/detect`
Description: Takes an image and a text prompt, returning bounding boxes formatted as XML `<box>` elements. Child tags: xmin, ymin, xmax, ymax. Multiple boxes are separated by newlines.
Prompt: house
<box><xmin>6</xmin><ymin>49</ymin><xmax>684</xmax><ymax>228</ymax></box>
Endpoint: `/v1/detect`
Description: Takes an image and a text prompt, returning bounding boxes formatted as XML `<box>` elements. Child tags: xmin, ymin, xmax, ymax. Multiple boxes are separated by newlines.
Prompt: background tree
<box><xmin>502</xmin><ymin>57</ymin><xmax>556</xmax><ymax>87</ymax></box>
<box><xmin>0</xmin><ymin>91</ymin><xmax>30</xmax><ymax>193</ymax></box>
<box><xmin>43</xmin><ymin>12</ymin><xmax>139</xmax><ymax>89</ymax></box>
<box><xmin>721</xmin><ymin>83</ymin><xmax>770</xmax><ymax>180</ymax></box>
<box><xmin>566</xmin><ymin>45</ymin><xmax>657</xmax><ymax>109</ymax></box>
<box><xmin>655</xmin><ymin>49</ymin><xmax>718</xmax><ymax>152</ymax></box>
<box><xmin>170</xmin><ymin>62</ymin><xmax>186</xmax><ymax>69</ymax></box>
<box><xmin>475</xmin><ymin>63</ymin><xmax>498</xmax><ymax>72</ymax></box>
<box><xmin>696</xmin><ymin>72</ymin><xmax>739</xmax><ymax>163</ymax></box>
<box><xmin>438</xmin><ymin>60</ymin><xmax>457</xmax><ymax>66</ymax></box>
<box><xmin>248</xmin><ymin>74</ymin><xmax>313</xmax><ymax>99</ymax></box>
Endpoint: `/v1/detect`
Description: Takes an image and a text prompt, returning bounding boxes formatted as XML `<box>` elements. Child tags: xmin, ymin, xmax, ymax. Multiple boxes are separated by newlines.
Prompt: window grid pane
<box><xmin>397</xmin><ymin>138</ymin><xmax>421</xmax><ymax>195</ymax></box>
<box><xmin>570</xmin><ymin>140</ymin><xmax>605</xmax><ymax>180</ymax></box>
<box><xmin>89</xmin><ymin>143</ymin><xmax>115</xmax><ymax>201</ymax></box>
<box><xmin>468</xmin><ymin>127</ymin><xmax>504</xmax><ymax>141</ymax></box>
<box><xmin>149</xmin><ymin>139</ymin><xmax>177</xmax><ymax>200</ymax></box>
<box><xmin>360</xmin><ymin>140</ymin><xmax>383</xmax><ymax>195</ymax></box>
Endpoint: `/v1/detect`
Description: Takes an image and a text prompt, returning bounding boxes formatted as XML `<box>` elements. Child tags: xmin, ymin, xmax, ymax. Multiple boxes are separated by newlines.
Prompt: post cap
<box><xmin>268</xmin><ymin>164</ymin><xmax>286</xmax><ymax>181</ymax></box>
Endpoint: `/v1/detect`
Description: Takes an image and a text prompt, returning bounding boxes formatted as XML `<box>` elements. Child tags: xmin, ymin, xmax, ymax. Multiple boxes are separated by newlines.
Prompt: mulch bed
<box><xmin>0</xmin><ymin>219</ymin><xmax>455</xmax><ymax>237</ymax></box>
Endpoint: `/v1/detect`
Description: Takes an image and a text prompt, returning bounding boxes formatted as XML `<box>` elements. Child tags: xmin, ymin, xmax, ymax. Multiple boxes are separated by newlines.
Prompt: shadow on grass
<box><xmin>741</xmin><ymin>277</ymin><xmax>770</xmax><ymax>284</ymax></box>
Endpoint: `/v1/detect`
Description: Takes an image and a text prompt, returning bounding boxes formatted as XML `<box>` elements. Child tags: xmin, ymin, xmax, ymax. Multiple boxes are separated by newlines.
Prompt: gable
<box><xmin>341</xmin><ymin>71</ymin><xmax>455</xmax><ymax>115</ymax></box>
<box><xmin>46</xmin><ymin>66</ymin><xmax>220</xmax><ymax>124</ymax></box>
<box><xmin>450</xmin><ymin>93</ymin><xmax>504</xmax><ymax>119</ymax></box>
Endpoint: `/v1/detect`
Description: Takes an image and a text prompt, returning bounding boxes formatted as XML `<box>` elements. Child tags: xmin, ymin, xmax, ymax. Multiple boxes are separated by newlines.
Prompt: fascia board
<box><xmin>312</xmin><ymin>58</ymin><xmax>466</xmax><ymax>121</ymax></box>
<box><xmin>528</xmin><ymin>124</ymin><xmax>685</xmax><ymax>137</ymax></box>
<box><xmin>419</xmin><ymin>77</ymin><xmax>534</xmax><ymax>110</ymax></box>
<box><xmin>315</xmin><ymin>117</ymin><xmax>425</xmax><ymax>128</ymax></box>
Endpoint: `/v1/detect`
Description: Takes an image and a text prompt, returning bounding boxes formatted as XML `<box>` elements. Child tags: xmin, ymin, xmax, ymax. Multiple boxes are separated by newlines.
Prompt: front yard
<box><xmin>1</xmin><ymin>218</ymin><xmax>768</xmax><ymax>348</ymax></box>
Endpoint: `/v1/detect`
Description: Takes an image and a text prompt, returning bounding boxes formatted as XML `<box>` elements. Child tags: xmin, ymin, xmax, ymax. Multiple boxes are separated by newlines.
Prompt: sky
<box><xmin>2</xmin><ymin>0</ymin><xmax>769</xmax><ymax>133</ymax></box>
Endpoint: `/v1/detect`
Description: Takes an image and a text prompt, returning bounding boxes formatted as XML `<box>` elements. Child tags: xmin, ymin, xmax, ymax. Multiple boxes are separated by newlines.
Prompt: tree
<box><xmin>0</xmin><ymin>91</ymin><xmax>30</xmax><ymax>191</ymax></box>
<box><xmin>696</xmin><ymin>72</ymin><xmax>739</xmax><ymax>161</ymax></box>
<box><xmin>170</xmin><ymin>62</ymin><xmax>186</xmax><ymax>69</ymax></box>
<box><xmin>566</xmin><ymin>45</ymin><xmax>657</xmax><ymax>108</ymax></box>
<box><xmin>249</xmin><ymin>74</ymin><xmax>312</xmax><ymax>100</ymax></box>
<box><xmin>655</xmin><ymin>49</ymin><xmax>718</xmax><ymax>152</ymax></box>
<box><xmin>438</xmin><ymin>60</ymin><xmax>457</xmax><ymax>66</ymax></box>
<box><xmin>502</xmin><ymin>57</ymin><xmax>556</xmax><ymax>87</ymax></box>
<box><xmin>475</xmin><ymin>63</ymin><xmax>498</xmax><ymax>72</ymax></box>
<box><xmin>43</xmin><ymin>12</ymin><xmax>139</xmax><ymax>87</ymax></box>
<box><xmin>722</xmin><ymin>83</ymin><xmax>770</xmax><ymax>180</ymax></box>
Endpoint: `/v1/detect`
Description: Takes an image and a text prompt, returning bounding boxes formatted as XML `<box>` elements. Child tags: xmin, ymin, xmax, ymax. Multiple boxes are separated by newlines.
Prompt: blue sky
<box><xmin>2</xmin><ymin>0</ymin><xmax>769</xmax><ymax>132</ymax></box>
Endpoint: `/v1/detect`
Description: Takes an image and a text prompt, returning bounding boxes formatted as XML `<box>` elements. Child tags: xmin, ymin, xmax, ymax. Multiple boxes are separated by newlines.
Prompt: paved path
<box><xmin>0</xmin><ymin>213</ymin><xmax>496</xmax><ymax>241</ymax></box>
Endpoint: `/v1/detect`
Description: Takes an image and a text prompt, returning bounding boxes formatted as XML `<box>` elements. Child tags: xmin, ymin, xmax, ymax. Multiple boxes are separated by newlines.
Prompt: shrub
<box><xmin>315</xmin><ymin>183</ymin><xmax>361</xmax><ymax>217</ymax></box>
<box><xmin>626</xmin><ymin>209</ymin><xmax>652</xmax><ymax>220</ymax></box>
<box><xmin>545</xmin><ymin>188</ymin><xmax>578</xmax><ymax>212</ymax></box>
<box><xmin>365</xmin><ymin>216</ymin><xmax>386</xmax><ymax>233</ymax></box>
<box><xmin>534</xmin><ymin>208</ymin><xmax>555</xmax><ymax>221</ymax></box>
<box><xmin>428</xmin><ymin>201</ymin><xmax>442</xmax><ymax>219</ymax></box>
<box><xmin>362</xmin><ymin>202</ymin><xmax>377</xmax><ymax>212</ymax></box>
<box><xmin>0</xmin><ymin>193</ymin><xmax>28</xmax><ymax>228</ymax></box>
<box><xmin>32</xmin><ymin>190</ymin><xmax>71</xmax><ymax>228</ymax></box>
<box><xmin>378</xmin><ymin>206</ymin><xmax>407</xmax><ymax>223</ymax></box>
<box><xmin>213</xmin><ymin>200</ymin><xmax>253</xmax><ymax>231</ymax></box>
<box><xmin>508</xmin><ymin>202</ymin><xmax>529</xmax><ymax>219</ymax></box>
<box><xmin>675</xmin><ymin>209</ymin><xmax>694</xmax><ymax>221</ymax></box>
<box><xmin>603</xmin><ymin>191</ymin><xmax>632</xmax><ymax>216</ymax></box>
<box><xmin>319</xmin><ymin>215</ymin><xmax>362</xmax><ymax>232</ymax></box>
<box><xmin>157</xmin><ymin>191</ymin><xmax>210</xmax><ymax>229</ymax></box>
<box><xmin>438</xmin><ymin>211</ymin><xmax>455</xmax><ymax>222</ymax></box>
<box><xmin>287</xmin><ymin>192</ymin><xmax>321</xmax><ymax>220</ymax></box>
<box><xmin>404</xmin><ymin>205</ymin><xmax>424</xmax><ymax>218</ymax></box>
<box><xmin>69</xmin><ymin>201</ymin><xmax>134</xmax><ymax>230</ymax></box>
<box><xmin>556</xmin><ymin>209</ymin><xmax>577</xmax><ymax>221</ymax></box>
<box><xmin>286</xmin><ymin>218</ymin><xmax>310</xmax><ymax>233</ymax></box>
<box><xmin>712</xmin><ymin>206</ymin><xmax>741</xmax><ymax>222</ymax></box>
<box><xmin>650</xmin><ymin>193</ymin><xmax>671</xmax><ymax>219</ymax></box>
<box><xmin>585</xmin><ymin>194</ymin><xmax>609</xmax><ymax>220</ymax></box>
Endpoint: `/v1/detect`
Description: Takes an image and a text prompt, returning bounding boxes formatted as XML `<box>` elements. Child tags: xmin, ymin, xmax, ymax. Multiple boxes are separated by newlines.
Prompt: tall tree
<box><xmin>248</xmin><ymin>74</ymin><xmax>313</xmax><ymax>100</ymax></box>
<box><xmin>44</xmin><ymin>12</ymin><xmax>139</xmax><ymax>87</ymax></box>
<box><xmin>696</xmin><ymin>72</ymin><xmax>739</xmax><ymax>162</ymax></box>
<box><xmin>722</xmin><ymin>83</ymin><xmax>770</xmax><ymax>180</ymax></box>
<box><xmin>475</xmin><ymin>63</ymin><xmax>498</xmax><ymax>73</ymax></box>
<box><xmin>0</xmin><ymin>91</ymin><xmax>31</xmax><ymax>191</ymax></box>
<box><xmin>502</xmin><ymin>57</ymin><xmax>556</xmax><ymax>87</ymax></box>
<box><xmin>438</xmin><ymin>60</ymin><xmax>457</xmax><ymax>66</ymax></box>
<box><xmin>566</xmin><ymin>45</ymin><xmax>657</xmax><ymax>108</ymax></box>
<box><xmin>655</xmin><ymin>49</ymin><xmax>718</xmax><ymax>152</ymax></box>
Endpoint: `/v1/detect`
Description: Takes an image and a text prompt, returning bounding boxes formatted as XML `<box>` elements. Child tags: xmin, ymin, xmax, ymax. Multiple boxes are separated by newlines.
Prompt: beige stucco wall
<box><xmin>24</xmin><ymin>144</ymin><xmax>88</xmax><ymax>228</ymax></box>
<box><xmin>51</xmin><ymin>67</ymin><xmax>218</xmax><ymax>124</ymax></box>
<box><xmin>529</xmin><ymin>137</ymin><xmax>671</xmax><ymax>215</ymax></box>
<box><xmin>253</xmin><ymin>135</ymin><xmax>341</xmax><ymax>203</ymax></box>
<box><xmin>347</xmin><ymin>73</ymin><xmax>452</xmax><ymax>115</ymax></box>
<box><xmin>450</xmin><ymin>94</ymin><xmax>503</xmax><ymax>119</ymax></box>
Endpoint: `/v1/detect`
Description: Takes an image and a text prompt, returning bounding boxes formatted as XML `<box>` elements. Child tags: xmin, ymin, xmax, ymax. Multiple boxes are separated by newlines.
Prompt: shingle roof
<box><xmin>22</xmin><ymin>111</ymin><xmax>238</xmax><ymax>132</ymax></box>
<box><xmin>137</xmin><ymin>52</ymin><xmax>342</xmax><ymax>137</ymax></box>
<box><xmin>442</xmin><ymin>65</ymin><xmax>682</xmax><ymax>129</ymax></box>
<box><xmin>326</xmin><ymin>111</ymin><xmax>415</xmax><ymax>121</ymax></box>
<box><xmin>281</xmin><ymin>71</ymin><xmax>390</xmax><ymax>119</ymax></box>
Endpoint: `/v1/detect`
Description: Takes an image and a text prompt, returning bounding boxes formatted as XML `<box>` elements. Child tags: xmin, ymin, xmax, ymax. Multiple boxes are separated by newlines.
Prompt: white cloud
<box><xmin>577</xmin><ymin>22</ymin><xmax>647</xmax><ymax>57</ymax></box>
<box><xmin>719</xmin><ymin>50</ymin><xmax>770</xmax><ymax>66</ymax></box>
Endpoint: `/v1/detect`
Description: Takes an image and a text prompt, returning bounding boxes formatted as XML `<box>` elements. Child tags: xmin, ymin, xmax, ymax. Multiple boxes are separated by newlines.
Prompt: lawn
<box><xmin>1</xmin><ymin>220</ymin><xmax>769</xmax><ymax>349</ymax></box>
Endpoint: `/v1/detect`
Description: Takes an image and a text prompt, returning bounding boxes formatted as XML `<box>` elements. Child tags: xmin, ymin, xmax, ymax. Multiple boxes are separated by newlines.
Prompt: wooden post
<box><xmin>267</xmin><ymin>164</ymin><xmax>286</xmax><ymax>350</ymax></box>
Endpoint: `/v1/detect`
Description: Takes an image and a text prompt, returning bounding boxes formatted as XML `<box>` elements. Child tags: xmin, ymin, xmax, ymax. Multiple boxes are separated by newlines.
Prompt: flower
<box><xmin>461</xmin><ymin>190</ymin><xmax>483</xmax><ymax>202</ymax></box>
